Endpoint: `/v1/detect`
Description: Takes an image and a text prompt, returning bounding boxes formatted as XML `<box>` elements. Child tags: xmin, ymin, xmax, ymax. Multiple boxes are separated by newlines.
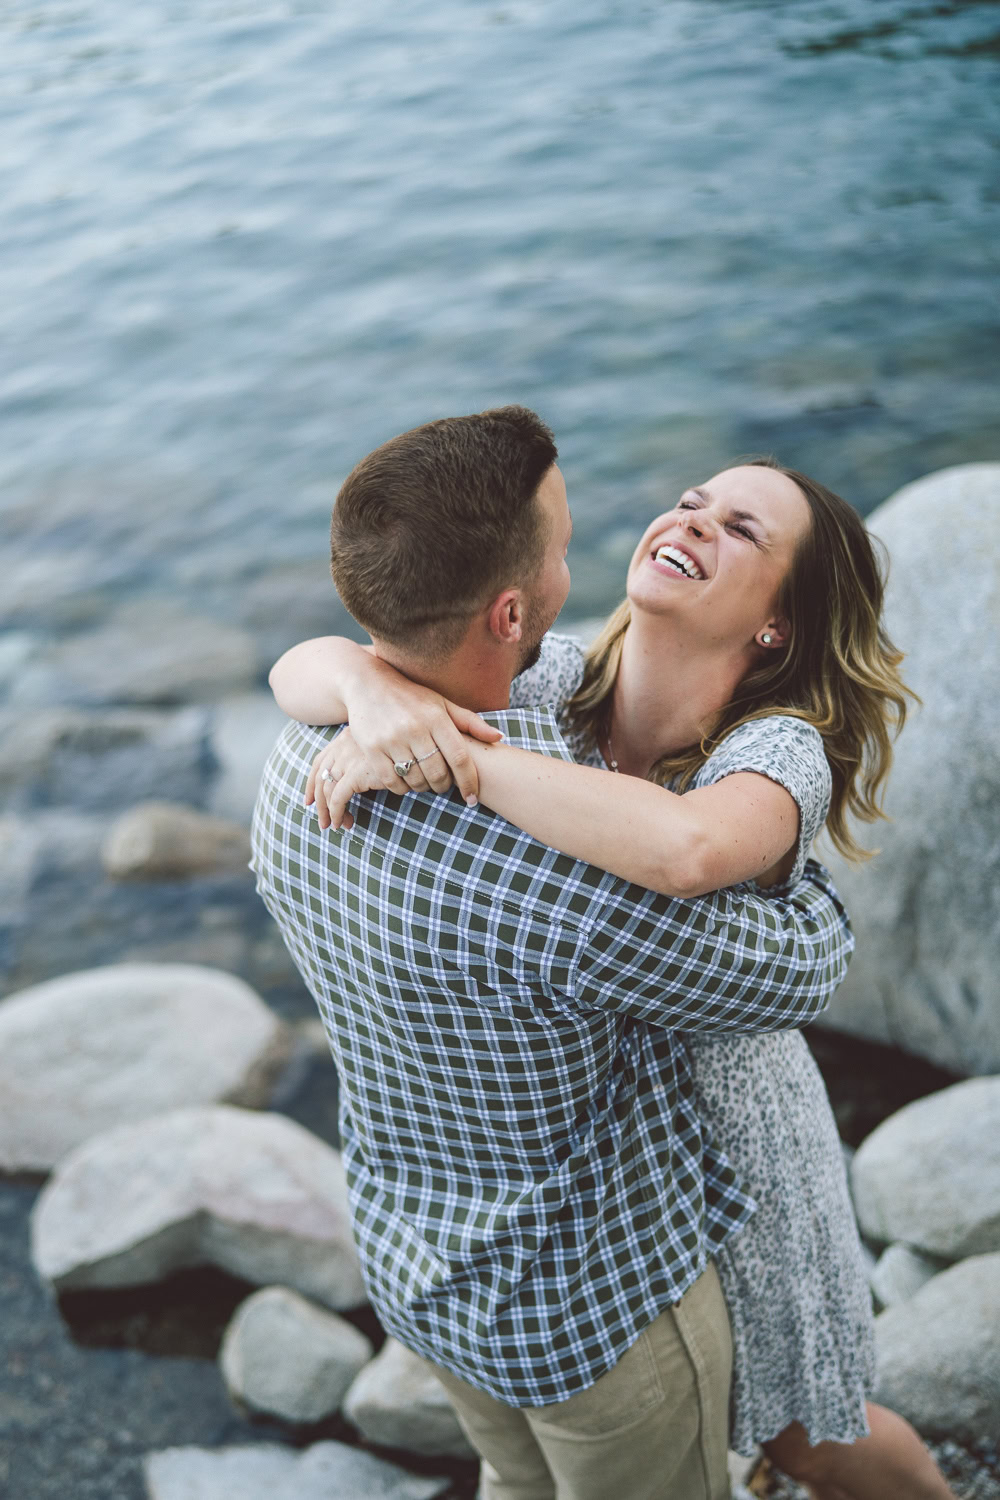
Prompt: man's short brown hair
<box><xmin>330</xmin><ymin>405</ymin><xmax>558</xmax><ymax>653</ymax></box>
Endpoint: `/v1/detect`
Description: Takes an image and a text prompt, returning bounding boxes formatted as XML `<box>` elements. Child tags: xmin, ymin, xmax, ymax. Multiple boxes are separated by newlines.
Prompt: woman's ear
<box><xmin>757</xmin><ymin>615</ymin><xmax>790</xmax><ymax>649</ymax></box>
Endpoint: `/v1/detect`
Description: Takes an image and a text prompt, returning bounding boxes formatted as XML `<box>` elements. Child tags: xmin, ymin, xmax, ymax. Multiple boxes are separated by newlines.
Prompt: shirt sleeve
<box><xmin>508</xmin><ymin>633</ymin><xmax>586</xmax><ymax>712</ymax></box>
<box><xmin>690</xmin><ymin>715</ymin><xmax>832</xmax><ymax>892</ymax></box>
<box><xmin>573</xmin><ymin>858</ymin><xmax>853</xmax><ymax>1033</ymax></box>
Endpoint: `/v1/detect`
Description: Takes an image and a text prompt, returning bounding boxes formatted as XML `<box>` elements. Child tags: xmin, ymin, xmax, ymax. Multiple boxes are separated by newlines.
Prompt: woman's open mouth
<box><xmin>653</xmin><ymin>544</ymin><xmax>705</xmax><ymax>580</ymax></box>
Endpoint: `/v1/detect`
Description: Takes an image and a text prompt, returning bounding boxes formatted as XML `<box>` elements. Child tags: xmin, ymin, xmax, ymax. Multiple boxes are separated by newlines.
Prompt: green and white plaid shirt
<box><xmin>251</xmin><ymin>706</ymin><xmax>852</xmax><ymax>1407</ymax></box>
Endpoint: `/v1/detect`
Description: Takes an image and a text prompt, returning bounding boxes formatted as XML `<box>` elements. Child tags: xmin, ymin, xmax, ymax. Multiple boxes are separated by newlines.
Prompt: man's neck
<box><xmin>610</xmin><ymin>615</ymin><xmax>753</xmax><ymax>778</ymax></box>
<box><xmin>372</xmin><ymin>639</ymin><xmax>515</xmax><ymax>712</ymax></box>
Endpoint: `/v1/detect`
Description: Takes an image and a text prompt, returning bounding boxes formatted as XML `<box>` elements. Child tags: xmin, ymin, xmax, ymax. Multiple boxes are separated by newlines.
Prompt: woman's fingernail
<box><xmin>466</xmin><ymin>795</ymin><xmax>478</xmax><ymax>807</ymax></box>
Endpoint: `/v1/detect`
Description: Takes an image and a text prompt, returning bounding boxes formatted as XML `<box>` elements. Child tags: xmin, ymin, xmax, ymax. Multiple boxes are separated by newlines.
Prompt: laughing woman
<box><xmin>273</xmin><ymin>458</ymin><xmax>954</xmax><ymax>1500</ymax></box>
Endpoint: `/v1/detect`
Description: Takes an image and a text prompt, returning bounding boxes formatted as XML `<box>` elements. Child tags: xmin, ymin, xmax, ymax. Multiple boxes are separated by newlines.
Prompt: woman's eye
<box><xmin>728</xmin><ymin>522</ymin><xmax>753</xmax><ymax>539</ymax></box>
<box><xmin>678</xmin><ymin>499</ymin><xmax>698</xmax><ymax>511</ymax></box>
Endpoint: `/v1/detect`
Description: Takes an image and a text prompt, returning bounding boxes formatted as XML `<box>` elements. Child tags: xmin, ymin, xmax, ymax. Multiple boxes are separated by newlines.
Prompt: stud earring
<box><xmin>761</xmin><ymin>633</ymin><xmax>773</xmax><ymax>646</ymax></box>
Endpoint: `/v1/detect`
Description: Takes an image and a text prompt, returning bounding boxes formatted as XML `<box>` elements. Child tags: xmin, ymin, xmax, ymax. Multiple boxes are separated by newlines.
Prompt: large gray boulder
<box><xmin>816</xmin><ymin>464</ymin><xmax>1000</xmax><ymax>1076</ymax></box>
<box><xmin>343</xmin><ymin>1338</ymin><xmax>476</xmax><ymax>1458</ymax></box>
<box><xmin>220</xmin><ymin>1286</ymin><xmax>373</xmax><ymax>1423</ymax></box>
<box><xmin>851</xmin><ymin>1077</ymin><xmax>1000</xmax><ymax>1259</ymax></box>
<box><xmin>0</xmin><ymin>964</ymin><xmax>289</xmax><ymax>1172</ymax></box>
<box><xmin>143</xmin><ymin>1441</ymin><xmax>449</xmax><ymax>1500</ymax></box>
<box><xmin>874</xmin><ymin>1254</ymin><xmax>1000</xmax><ymax>1443</ymax></box>
<box><xmin>31</xmin><ymin>1105</ymin><xmax>366</xmax><ymax>1308</ymax></box>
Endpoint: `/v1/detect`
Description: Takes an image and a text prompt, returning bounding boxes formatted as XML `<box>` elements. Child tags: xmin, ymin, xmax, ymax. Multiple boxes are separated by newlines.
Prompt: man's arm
<box><xmin>574</xmin><ymin>859</ymin><xmax>852</xmax><ymax>1032</ymax></box>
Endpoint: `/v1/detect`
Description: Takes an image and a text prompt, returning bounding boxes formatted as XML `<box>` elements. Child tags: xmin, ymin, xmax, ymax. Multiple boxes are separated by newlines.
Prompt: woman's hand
<box><xmin>306</xmin><ymin>688</ymin><xmax>501</xmax><ymax>828</ymax></box>
<box><xmin>307</xmin><ymin>729</ymin><xmax>381</xmax><ymax>831</ymax></box>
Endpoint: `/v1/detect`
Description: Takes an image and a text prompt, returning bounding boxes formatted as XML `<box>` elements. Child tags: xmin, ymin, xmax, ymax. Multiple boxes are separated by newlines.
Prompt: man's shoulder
<box><xmin>257</xmin><ymin>718</ymin><xmax>340</xmax><ymax>803</ymax></box>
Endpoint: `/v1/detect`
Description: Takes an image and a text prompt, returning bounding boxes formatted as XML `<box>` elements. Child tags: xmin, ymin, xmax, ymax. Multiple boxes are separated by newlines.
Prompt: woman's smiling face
<box><xmin>626</xmin><ymin>464</ymin><xmax>813</xmax><ymax>648</ymax></box>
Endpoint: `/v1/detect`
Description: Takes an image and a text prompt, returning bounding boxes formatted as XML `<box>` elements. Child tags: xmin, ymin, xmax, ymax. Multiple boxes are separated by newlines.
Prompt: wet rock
<box><xmin>19</xmin><ymin>601</ymin><xmax>257</xmax><ymax>708</ymax></box>
<box><xmin>851</xmin><ymin>1077</ymin><xmax>1000</xmax><ymax>1258</ymax></box>
<box><xmin>0</xmin><ymin>704</ymin><xmax>211</xmax><ymax>813</ymax></box>
<box><xmin>343</xmin><ymin>1338</ymin><xmax>476</xmax><ymax>1459</ymax></box>
<box><xmin>870</xmin><ymin>1243</ymin><xmax>945</xmax><ymax>1310</ymax></box>
<box><xmin>220</xmin><ymin>1286</ymin><xmax>373</xmax><ymax>1423</ymax></box>
<box><xmin>208</xmin><ymin>692</ymin><xmax>289</xmax><ymax>824</ymax></box>
<box><xmin>874</xmin><ymin>1253</ymin><xmax>1000</xmax><ymax>1443</ymax></box>
<box><xmin>0</xmin><ymin>965</ymin><xmax>288</xmax><ymax>1172</ymax></box>
<box><xmin>103</xmin><ymin>802</ymin><xmax>252</xmax><ymax>880</ymax></box>
<box><xmin>816</xmin><ymin>464</ymin><xmax>1000</xmax><ymax>1076</ymax></box>
<box><xmin>143</xmin><ymin>1440</ymin><xmax>449</xmax><ymax>1500</ymax></box>
<box><xmin>31</xmin><ymin>1105</ymin><xmax>366</xmax><ymax>1308</ymax></box>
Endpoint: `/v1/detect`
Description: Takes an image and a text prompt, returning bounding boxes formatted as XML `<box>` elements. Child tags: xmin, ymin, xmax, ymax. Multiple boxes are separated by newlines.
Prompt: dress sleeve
<box><xmin>690</xmin><ymin>716</ymin><xmax>832</xmax><ymax>892</ymax></box>
<box><xmin>508</xmin><ymin>632</ymin><xmax>586</xmax><ymax>712</ymax></box>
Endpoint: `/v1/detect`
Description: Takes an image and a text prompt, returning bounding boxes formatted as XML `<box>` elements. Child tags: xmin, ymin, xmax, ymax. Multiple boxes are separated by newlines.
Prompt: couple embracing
<box><xmin>252</xmin><ymin>407</ymin><xmax>954</xmax><ymax>1499</ymax></box>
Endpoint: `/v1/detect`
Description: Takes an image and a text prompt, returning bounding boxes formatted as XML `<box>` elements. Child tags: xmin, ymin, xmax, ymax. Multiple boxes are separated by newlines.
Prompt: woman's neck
<box><xmin>606</xmin><ymin>615</ymin><xmax>752</xmax><ymax>778</ymax></box>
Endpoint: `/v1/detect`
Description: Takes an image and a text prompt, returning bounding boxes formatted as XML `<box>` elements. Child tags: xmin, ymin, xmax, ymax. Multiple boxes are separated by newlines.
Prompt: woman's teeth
<box><xmin>654</xmin><ymin>544</ymin><xmax>704</xmax><ymax>580</ymax></box>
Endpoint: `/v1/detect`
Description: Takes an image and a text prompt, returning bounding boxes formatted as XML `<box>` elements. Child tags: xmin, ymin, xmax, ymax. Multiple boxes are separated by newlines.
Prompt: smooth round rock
<box><xmin>102</xmin><ymin>801</ymin><xmax>252</xmax><ymax>880</ymax></box>
<box><xmin>816</xmin><ymin>464</ymin><xmax>1000</xmax><ymax>1076</ymax></box>
<box><xmin>31</xmin><ymin>1105</ymin><xmax>366</xmax><ymax>1308</ymax></box>
<box><xmin>874</xmin><ymin>1254</ymin><xmax>1000</xmax><ymax>1443</ymax></box>
<box><xmin>143</xmin><ymin>1441</ymin><xmax>449</xmax><ymax>1500</ymax></box>
<box><xmin>851</xmin><ymin>1077</ymin><xmax>1000</xmax><ymax>1259</ymax></box>
<box><xmin>870</xmin><ymin>1243</ymin><xmax>945</xmax><ymax>1310</ymax></box>
<box><xmin>343</xmin><ymin>1338</ymin><xmax>476</xmax><ymax>1459</ymax></box>
<box><xmin>0</xmin><ymin>964</ymin><xmax>288</xmax><ymax>1173</ymax></box>
<box><xmin>220</xmin><ymin>1286</ymin><xmax>373</xmax><ymax>1423</ymax></box>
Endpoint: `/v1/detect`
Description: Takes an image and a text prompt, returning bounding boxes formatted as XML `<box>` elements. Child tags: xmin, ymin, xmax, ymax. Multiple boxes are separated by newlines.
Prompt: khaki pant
<box><xmin>431</xmin><ymin>1263</ymin><xmax>732</xmax><ymax>1500</ymax></box>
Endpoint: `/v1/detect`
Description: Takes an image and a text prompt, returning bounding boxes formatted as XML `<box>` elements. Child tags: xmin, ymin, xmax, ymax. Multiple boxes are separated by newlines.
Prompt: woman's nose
<box><xmin>681</xmin><ymin>511</ymin><xmax>708</xmax><ymax>540</ymax></box>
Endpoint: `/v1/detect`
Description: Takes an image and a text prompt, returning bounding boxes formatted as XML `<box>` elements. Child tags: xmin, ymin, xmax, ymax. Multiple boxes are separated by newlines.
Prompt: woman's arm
<box><xmin>269</xmin><ymin>636</ymin><xmax>379</xmax><ymax>724</ymax></box>
<box><xmin>315</xmin><ymin>728</ymin><xmax>799</xmax><ymax>898</ymax></box>
<box><xmin>269</xmin><ymin>636</ymin><xmax>501</xmax><ymax>804</ymax></box>
<box><xmin>467</xmin><ymin>741</ymin><xmax>800</xmax><ymax>898</ymax></box>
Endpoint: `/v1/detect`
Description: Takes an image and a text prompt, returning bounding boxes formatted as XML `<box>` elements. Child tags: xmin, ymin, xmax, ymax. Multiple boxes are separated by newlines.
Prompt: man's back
<box><xmin>251</xmin><ymin>705</ymin><xmax>851</xmax><ymax>1405</ymax></box>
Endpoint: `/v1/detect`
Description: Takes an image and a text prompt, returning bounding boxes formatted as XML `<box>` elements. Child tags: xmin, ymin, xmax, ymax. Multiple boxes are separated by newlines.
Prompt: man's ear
<box><xmin>486</xmin><ymin>589</ymin><xmax>524</xmax><ymax>646</ymax></box>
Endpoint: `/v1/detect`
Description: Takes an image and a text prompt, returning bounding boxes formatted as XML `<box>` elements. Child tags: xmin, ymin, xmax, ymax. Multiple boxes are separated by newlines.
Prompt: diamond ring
<box><xmin>393</xmin><ymin>759</ymin><xmax>414</xmax><ymax>778</ymax></box>
<box><xmin>320</xmin><ymin>768</ymin><xmax>336</xmax><ymax>783</ymax></box>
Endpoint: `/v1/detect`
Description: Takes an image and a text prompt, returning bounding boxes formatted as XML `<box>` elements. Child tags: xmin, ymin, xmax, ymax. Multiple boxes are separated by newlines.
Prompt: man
<box><xmin>251</xmin><ymin>406</ymin><xmax>852</xmax><ymax>1500</ymax></box>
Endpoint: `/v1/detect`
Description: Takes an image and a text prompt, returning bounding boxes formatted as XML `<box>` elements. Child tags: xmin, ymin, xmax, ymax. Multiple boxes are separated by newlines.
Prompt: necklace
<box><xmin>599</xmin><ymin>710</ymin><xmax>620</xmax><ymax>773</ymax></box>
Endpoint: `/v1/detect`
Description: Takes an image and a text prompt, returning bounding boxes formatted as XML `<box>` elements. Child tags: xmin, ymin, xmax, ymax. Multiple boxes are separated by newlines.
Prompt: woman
<box><xmin>271</xmin><ymin>458</ymin><xmax>953</xmax><ymax>1500</ymax></box>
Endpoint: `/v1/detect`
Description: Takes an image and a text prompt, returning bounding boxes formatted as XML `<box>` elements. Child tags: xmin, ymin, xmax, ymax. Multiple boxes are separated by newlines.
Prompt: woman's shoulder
<box><xmin>695</xmin><ymin>714</ymin><xmax>829</xmax><ymax>790</ymax></box>
<box><xmin>692</xmin><ymin>714</ymin><xmax>832</xmax><ymax>881</ymax></box>
<box><xmin>508</xmin><ymin>632</ymin><xmax>586</xmax><ymax>711</ymax></box>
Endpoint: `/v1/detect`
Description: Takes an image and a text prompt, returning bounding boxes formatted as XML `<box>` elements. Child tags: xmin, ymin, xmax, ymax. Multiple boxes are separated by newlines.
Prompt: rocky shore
<box><xmin>2</xmin><ymin>463</ymin><xmax>999</xmax><ymax>1499</ymax></box>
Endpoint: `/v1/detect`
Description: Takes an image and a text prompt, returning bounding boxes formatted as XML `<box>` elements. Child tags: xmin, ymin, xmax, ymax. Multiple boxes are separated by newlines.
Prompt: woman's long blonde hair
<box><xmin>567</xmin><ymin>458</ymin><xmax>914</xmax><ymax>862</ymax></box>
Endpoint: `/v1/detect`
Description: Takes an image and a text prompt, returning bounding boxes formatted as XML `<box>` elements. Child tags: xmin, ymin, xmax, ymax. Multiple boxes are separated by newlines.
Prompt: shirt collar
<box><xmin>477</xmin><ymin>706</ymin><xmax>576</xmax><ymax>763</ymax></box>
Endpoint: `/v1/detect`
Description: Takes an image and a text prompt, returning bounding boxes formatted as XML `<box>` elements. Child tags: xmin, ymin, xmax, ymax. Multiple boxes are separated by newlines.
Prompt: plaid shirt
<box><xmin>251</xmin><ymin>706</ymin><xmax>852</xmax><ymax>1407</ymax></box>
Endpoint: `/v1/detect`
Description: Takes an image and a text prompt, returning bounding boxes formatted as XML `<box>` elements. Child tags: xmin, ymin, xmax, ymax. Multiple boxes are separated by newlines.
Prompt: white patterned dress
<box><xmin>510</xmin><ymin>634</ymin><xmax>875</xmax><ymax>1455</ymax></box>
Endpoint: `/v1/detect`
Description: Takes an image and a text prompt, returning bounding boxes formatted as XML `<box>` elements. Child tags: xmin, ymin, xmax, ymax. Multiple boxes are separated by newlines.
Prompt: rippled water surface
<box><xmin>1</xmin><ymin>0</ymin><xmax>998</xmax><ymax>642</ymax></box>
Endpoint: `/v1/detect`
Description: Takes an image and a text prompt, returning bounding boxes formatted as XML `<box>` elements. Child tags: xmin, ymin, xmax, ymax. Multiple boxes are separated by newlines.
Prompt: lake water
<box><xmin>1</xmin><ymin>0</ymin><xmax>998</xmax><ymax>656</ymax></box>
